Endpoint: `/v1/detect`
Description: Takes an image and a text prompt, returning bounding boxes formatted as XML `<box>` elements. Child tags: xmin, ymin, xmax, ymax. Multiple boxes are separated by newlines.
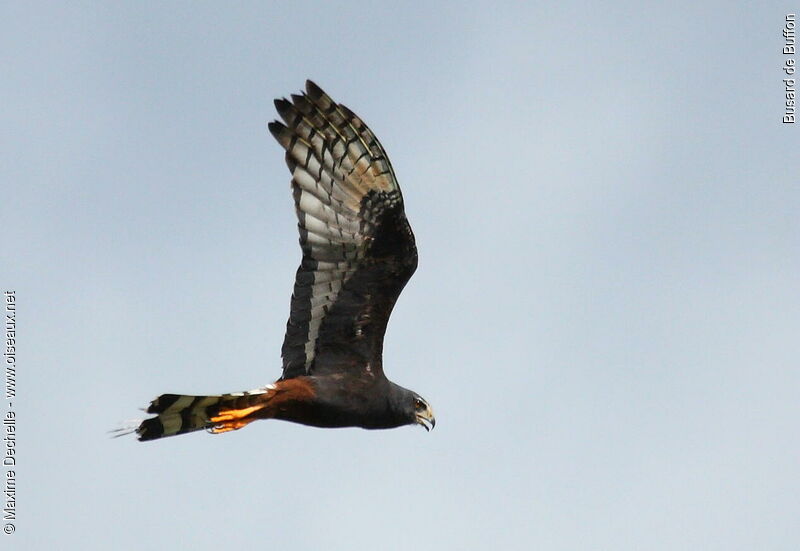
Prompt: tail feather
<box><xmin>136</xmin><ymin>387</ymin><xmax>272</xmax><ymax>441</ymax></box>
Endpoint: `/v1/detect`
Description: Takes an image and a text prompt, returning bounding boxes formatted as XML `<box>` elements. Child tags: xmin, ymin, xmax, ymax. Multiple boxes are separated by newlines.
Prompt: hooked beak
<box><xmin>416</xmin><ymin>407</ymin><xmax>436</xmax><ymax>432</ymax></box>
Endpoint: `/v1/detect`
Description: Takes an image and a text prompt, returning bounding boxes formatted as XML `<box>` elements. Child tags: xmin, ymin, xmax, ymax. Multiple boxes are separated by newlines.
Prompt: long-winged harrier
<box><xmin>133</xmin><ymin>81</ymin><xmax>434</xmax><ymax>441</ymax></box>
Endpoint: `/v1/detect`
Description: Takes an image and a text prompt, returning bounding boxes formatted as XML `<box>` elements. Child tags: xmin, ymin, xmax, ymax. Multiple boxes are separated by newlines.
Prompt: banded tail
<box><xmin>135</xmin><ymin>387</ymin><xmax>273</xmax><ymax>441</ymax></box>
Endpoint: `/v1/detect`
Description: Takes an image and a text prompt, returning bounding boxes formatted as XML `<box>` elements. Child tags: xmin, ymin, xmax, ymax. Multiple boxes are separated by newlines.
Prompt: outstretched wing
<box><xmin>269</xmin><ymin>81</ymin><xmax>417</xmax><ymax>380</ymax></box>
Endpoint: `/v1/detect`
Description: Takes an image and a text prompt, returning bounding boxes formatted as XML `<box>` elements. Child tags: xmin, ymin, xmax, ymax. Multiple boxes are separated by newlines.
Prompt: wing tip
<box><xmin>268</xmin><ymin>120</ymin><xmax>287</xmax><ymax>139</ymax></box>
<box><xmin>274</xmin><ymin>97</ymin><xmax>291</xmax><ymax>111</ymax></box>
<box><xmin>305</xmin><ymin>79</ymin><xmax>322</xmax><ymax>97</ymax></box>
<box><xmin>274</xmin><ymin>97</ymin><xmax>296</xmax><ymax>124</ymax></box>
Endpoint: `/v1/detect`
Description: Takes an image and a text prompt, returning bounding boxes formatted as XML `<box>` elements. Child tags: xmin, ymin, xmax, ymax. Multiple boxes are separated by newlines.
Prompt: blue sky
<box><xmin>2</xmin><ymin>2</ymin><xmax>799</xmax><ymax>550</ymax></box>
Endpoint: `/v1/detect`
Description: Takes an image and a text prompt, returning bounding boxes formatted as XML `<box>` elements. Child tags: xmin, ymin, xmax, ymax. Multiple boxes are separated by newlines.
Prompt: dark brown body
<box><xmin>265</xmin><ymin>376</ymin><xmax>415</xmax><ymax>430</ymax></box>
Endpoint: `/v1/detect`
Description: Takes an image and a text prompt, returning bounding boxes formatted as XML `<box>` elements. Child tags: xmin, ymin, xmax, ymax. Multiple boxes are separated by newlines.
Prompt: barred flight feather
<box><xmin>269</xmin><ymin>80</ymin><xmax>415</xmax><ymax>379</ymax></box>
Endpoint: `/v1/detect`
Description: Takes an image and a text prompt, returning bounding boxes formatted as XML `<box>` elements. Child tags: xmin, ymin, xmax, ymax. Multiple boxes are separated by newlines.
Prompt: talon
<box><xmin>209</xmin><ymin>420</ymin><xmax>252</xmax><ymax>434</ymax></box>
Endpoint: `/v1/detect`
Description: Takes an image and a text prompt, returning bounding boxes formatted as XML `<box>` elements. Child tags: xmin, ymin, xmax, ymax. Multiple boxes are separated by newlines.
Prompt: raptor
<box><xmin>133</xmin><ymin>81</ymin><xmax>434</xmax><ymax>441</ymax></box>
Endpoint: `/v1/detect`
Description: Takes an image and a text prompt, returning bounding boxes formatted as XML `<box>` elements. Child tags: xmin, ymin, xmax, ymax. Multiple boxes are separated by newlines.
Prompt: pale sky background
<box><xmin>2</xmin><ymin>2</ymin><xmax>799</xmax><ymax>550</ymax></box>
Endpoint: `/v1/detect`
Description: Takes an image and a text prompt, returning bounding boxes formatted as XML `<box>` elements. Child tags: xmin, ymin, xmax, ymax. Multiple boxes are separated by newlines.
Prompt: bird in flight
<box><xmin>132</xmin><ymin>81</ymin><xmax>434</xmax><ymax>441</ymax></box>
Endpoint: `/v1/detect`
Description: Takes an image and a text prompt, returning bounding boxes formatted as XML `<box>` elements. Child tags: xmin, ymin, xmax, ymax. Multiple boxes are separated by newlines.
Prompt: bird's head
<box><xmin>388</xmin><ymin>383</ymin><xmax>435</xmax><ymax>431</ymax></box>
<box><xmin>410</xmin><ymin>393</ymin><xmax>435</xmax><ymax>431</ymax></box>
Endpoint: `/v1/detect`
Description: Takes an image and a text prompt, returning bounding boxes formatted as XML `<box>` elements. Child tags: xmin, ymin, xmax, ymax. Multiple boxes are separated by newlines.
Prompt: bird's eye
<box><xmin>414</xmin><ymin>399</ymin><xmax>425</xmax><ymax>410</ymax></box>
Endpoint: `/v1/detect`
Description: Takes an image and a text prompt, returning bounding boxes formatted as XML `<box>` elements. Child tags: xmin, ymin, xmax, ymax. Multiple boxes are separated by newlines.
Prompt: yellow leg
<box><xmin>209</xmin><ymin>405</ymin><xmax>264</xmax><ymax>423</ymax></box>
<box><xmin>208</xmin><ymin>404</ymin><xmax>265</xmax><ymax>434</ymax></box>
